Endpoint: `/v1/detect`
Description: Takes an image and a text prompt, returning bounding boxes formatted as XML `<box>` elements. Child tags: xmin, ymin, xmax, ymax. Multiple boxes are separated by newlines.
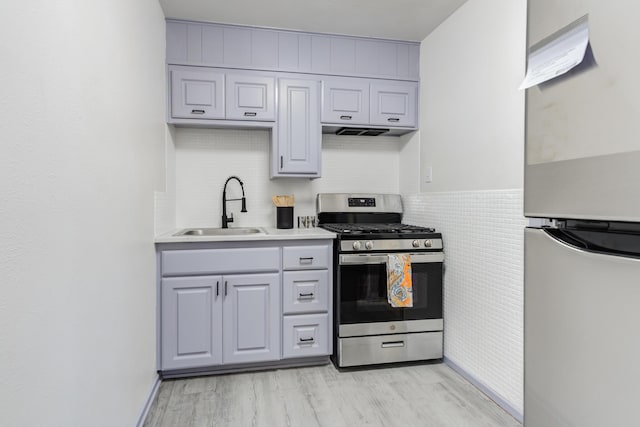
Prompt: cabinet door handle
<box><xmin>381</xmin><ymin>341</ymin><xmax>405</xmax><ymax>348</ymax></box>
<box><xmin>191</xmin><ymin>109</ymin><xmax>206</xmax><ymax>114</ymax></box>
<box><xmin>224</xmin><ymin>281</ymin><xmax>228</xmax><ymax>296</ymax></box>
<box><xmin>298</xmin><ymin>292</ymin><xmax>314</xmax><ymax>299</ymax></box>
<box><xmin>216</xmin><ymin>281</ymin><xmax>219</xmax><ymax>297</ymax></box>
<box><xmin>299</xmin><ymin>337</ymin><xmax>315</xmax><ymax>343</ymax></box>
<box><xmin>387</xmin><ymin>117</ymin><xmax>400</xmax><ymax>122</ymax></box>
<box><xmin>280</xmin><ymin>156</ymin><xmax>283</xmax><ymax>169</ymax></box>
<box><xmin>339</xmin><ymin>115</ymin><xmax>352</xmax><ymax>120</ymax></box>
<box><xmin>244</xmin><ymin>112</ymin><xmax>257</xmax><ymax>117</ymax></box>
<box><xmin>299</xmin><ymin>257</ymin><xmax>314</xmax><ymax>264</ymax></box>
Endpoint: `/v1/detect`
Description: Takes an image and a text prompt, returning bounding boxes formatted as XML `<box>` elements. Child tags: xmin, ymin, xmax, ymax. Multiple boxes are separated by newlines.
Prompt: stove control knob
<box><xmin>352</xmin><ymin>241</ymin><xmax>362</xmax><ymax>251</ymax></box>
<box><xmin>412</xmin><ymin>240</ymin><xmax>420</xmax><ymax>248</ymax></box>
<box><xmin>424</xmin><ymin>239</ymin><xmax>433</xmax><ymax>248</ymax></box>
<box><xmin>365</xmin><ymin>240</ymin><xmax>374</xmax><ymax>250</ymax></box>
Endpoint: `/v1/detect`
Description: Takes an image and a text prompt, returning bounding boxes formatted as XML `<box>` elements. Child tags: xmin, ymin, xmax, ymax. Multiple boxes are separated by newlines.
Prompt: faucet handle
<box><xmin>227</xmin><ymin>213</ymin><xmax>234</xmax><ymax>223</ymax></box>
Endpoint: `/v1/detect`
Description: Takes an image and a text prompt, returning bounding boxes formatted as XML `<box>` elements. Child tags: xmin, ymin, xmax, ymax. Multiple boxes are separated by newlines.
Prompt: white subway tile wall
<box><xmin>403</xmin><ymin>189</ymin><xmax>525</xmax><ymax>416</ymax></box>
<box><xmin>172</xmin><ymin>127</ymin><xmax>402</xmax><ymax>229</ymax></box>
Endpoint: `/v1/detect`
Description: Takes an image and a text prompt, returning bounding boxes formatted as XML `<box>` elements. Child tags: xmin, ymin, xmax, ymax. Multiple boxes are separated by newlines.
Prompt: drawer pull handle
<box><xmin>244</xmin><ymin>112</ymin><xmax>257</xmax><ymax>117</ymax></box>
<box><xmin>381</xmin><ymin>341</ymin><xmax>405</xmax><ymax>348</ymax></box>
<box><xmin>387</xmin><ymin>117</ymin><xmax>400</xmax><ymax>122</ymax></box>
<box><xmin>299</xmin><ymin>257</ymin><xmax>314</xmax><ymax>264</ymax></box>
<box><xmin>298</xmin><ymin>292</ymin><xmax>314</xmax><ymax>299</ymax></box>
<box><xmin>191</xmin><ymin>109</ymin><xmax>206</xmax><ymax>114</ymax></box>
<box><xmin>299</xmin><ymin>337</ymin><xmax>315</xmax><ymax>343</ymax></box>
<box><xmin>340</xmin><ymin>115</ymin><xmax>352</xmax><ymax>120</ymax></box>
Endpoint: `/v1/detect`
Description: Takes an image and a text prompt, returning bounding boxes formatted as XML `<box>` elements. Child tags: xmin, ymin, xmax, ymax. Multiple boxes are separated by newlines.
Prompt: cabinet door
<box><xmin>225</xmin><ymin>74</ymin><xmax>276</xmax><ymax>121</ymax></box>
<box><xmin>321</xmin><ymin>78</ymin><xmax>369</xmax><ymax>125</ymax></box>
<box><xmin>276</xmin><ymin>78</ymin><xmax>321</xmax><ymax>176</ymax></box>
<box><xmin>370</xmin><ymin>82</ymin><xmax>418</xmax><ymax>127</ymax></box>
<box><xmin>170</xmin><ymin>66</ymin><xmax>225</xmax><ymax>120</ymax></box>
<box><xmin>161</xmin><ymin>276</ymin><xmax>223</xmax><ymax>370</ymax></box>
<box><xmin>223</xmin><ymin>273</ymin><xmax>280</xmax><ymax>364</ymax></box>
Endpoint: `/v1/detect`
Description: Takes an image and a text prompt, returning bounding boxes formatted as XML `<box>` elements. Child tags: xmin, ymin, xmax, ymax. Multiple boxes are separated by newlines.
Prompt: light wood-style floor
<box><xmin>144</xmin><ymin>362</ymin><xmax>521</xmax><ymax>427</ymax></box>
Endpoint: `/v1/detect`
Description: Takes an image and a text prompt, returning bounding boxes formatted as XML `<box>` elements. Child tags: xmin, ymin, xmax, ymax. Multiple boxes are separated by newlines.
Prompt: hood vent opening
<box><xmin>335</xmin><ymin>127</ymin><xmax>390</xmax><ymax>136</ymax></box>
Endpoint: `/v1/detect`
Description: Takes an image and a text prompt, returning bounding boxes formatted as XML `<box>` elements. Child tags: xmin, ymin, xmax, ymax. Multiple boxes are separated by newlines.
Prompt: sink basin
<box><xmin>174</xmin><ymin>227</ymin><xmax>264</xmax><ymax>237</ymax></box>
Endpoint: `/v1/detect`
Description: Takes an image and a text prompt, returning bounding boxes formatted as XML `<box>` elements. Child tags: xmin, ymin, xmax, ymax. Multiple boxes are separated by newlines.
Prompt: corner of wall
<box><xmin>154</xmin><ymin>125</ymin><xmax>177</xmax><ymax>235</ymax></box>
<box><xmin>399</xmin><ymin>130</ymin><xmax>421</xmax><ymax>195</ymax></box>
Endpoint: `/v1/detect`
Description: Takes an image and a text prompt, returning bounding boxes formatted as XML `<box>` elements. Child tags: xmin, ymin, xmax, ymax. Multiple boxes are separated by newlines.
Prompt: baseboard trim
<box><xmin>135</xmin><ymin>375</ymin><xmax>161</xmax><ymax>427</ymax></box>
<box><xmin>444</xmin><ymin>357</ymin><xmax>523</xmax><ymax>423</ymax></box>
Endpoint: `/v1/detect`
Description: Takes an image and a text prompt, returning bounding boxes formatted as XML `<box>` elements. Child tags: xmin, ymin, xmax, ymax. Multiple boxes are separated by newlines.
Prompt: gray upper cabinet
<box><xmin>225</xmin><ymin>74</ymin><xmax>276</xmax><ymax>121</ymax></box>
<box><xmin>370</xmin><ymin>81</ymin><xmax>418</xmax><ymax>128</ymax></box>
<box><xmin>168</xmin><ymin>65</ymin><xmax>276</xmax><ymax>126</ymax></box>
<box><xmin>273</xmin><ymin>78</ymin><xmax>321</xmax><ymax>177</ymax></box>
<box><xmin>170</xmin><ymin>66</ymin><xmax>225</xmax><ymax>120</ymax></box>
<box><xmin>322</xmin><ymin>78</ymin><xmax>418</xmax><ymax>129</ymax></box>
<box><xmin>166</xmin><ymin>20</ymin><xmax>419</xmax><ymax>81</ymax></box>
<box><xmin>321</xmin><ymin>78</ymin><xmax>370</xmax><ymax>125</ymax></box>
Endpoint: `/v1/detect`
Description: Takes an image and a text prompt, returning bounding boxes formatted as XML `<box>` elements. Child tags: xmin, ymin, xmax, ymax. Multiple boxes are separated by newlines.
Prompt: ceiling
<box><xmin>159</xmin><ymin>0</ymin><xmax>468</xmax><ymax>42</ymax></box>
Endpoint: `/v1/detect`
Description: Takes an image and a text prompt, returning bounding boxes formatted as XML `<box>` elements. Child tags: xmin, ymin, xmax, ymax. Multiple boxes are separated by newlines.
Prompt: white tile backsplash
<box><xmin>403</xmin><ymin>189</ymin><xmax>525</xmax><ymax>416</ymax></box>
<box><xmin>173</xmin><ymin>127</ymin><xmax>403</xmax><ymax>228</ymax></box>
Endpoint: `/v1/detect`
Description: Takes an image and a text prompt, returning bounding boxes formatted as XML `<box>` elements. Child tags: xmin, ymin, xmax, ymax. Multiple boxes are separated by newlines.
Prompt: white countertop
<box><xmin>155</xmin><ymin>226</ymin><xmax>336</xmax><ymax>244</ymax></box>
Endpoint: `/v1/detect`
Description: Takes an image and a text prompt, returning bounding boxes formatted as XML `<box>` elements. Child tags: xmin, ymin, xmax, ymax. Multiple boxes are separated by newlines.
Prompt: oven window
<box><xmin>339</xmin><ymin>261</ymin><xmax>443</xmax><ymax>324</ymax></box>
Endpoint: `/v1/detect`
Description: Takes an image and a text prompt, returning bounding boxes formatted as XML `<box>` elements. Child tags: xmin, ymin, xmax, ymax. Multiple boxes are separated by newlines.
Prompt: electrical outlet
<box><xmin>423</xmin><ymin>166</ymin><xmax>433</xmax><ymax>183</ymax></box>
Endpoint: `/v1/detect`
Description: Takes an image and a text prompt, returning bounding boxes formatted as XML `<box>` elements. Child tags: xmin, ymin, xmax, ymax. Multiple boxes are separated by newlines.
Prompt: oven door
<box><xmin>338</xmin><ymin>252</ymin><xmax>443</xmax><ymax>327</ymax></box>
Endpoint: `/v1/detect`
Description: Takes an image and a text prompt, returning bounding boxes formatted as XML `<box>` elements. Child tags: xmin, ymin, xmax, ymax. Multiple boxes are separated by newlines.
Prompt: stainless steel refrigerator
<box><xmin>524</xmin><ymin>1</ymin><xmax>640</xmax><ymax>426</ymax></box>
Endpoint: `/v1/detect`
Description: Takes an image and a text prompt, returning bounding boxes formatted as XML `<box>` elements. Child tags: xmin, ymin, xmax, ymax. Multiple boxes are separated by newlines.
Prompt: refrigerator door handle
<box><xmin>543</xmin><ymin>227</ymin><xmax>640</xmax><ymax>259</ymax></box>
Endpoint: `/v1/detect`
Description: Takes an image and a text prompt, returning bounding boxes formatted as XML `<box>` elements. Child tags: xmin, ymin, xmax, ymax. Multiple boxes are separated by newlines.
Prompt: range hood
<box><xmin>321</xmin><ymin>124</ymin><xmax>416</xmax><ymax>137</ymax></box>
<box><xmin>335</xmin><ymin>127</ymin><xmax>390</xmax><ymax>136</ymax></box>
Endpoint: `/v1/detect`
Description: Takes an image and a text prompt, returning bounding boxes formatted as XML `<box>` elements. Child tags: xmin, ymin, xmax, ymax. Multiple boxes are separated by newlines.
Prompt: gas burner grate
<box><xmin>320</xmin><ymin>223</ymin><xmax>435</xmax><ymax>234</ymax></box>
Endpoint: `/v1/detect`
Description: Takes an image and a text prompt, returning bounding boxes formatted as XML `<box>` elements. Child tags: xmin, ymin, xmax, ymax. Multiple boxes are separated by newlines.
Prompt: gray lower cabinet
<box><xmin>161</xmin><ymin>275</ymin><xmax>223</xmax><ymax>370</ymax></box>
<box><xmin>281</xmin><ymin>244</ymin><xmax>332</xmax><ymax>359</ymax></box>
<box><xmin>161</xmin><ymin>273</ymin><xmax>280</xmax><ymax>371</ymax></box>
<box><xmin>282</xmin><ymin>313</ymin><xmax>330</xmax><ymax>359</ymax></box>
<box><xmin>158</xmin><ymin>240</ymin><xmax>332</xmax><ymax>374</ymax></box>
<box><xmin>223</xmin><ymin>273</ymin><xmax>280</xmax><ymax>364</ymax></box>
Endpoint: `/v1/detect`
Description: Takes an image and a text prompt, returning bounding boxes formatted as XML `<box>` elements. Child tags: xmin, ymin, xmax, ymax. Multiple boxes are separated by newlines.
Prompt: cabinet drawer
<box><xmin>338</xmin><ymin>332</ymin><xmax>443</xmax><ymax>367</ymax></box>
<box><xmin>282</xmin><ymin>245</ymin><xmax>330</xmax><ymax>270</ymax></box>
<box><xmin>162</xmin><ymin>247</ymin><xmax>279</xmax><ymax>276</ymax></box>
<box><xmin>282</xmin><ymin>270</ymin><xmax>329</xmax><ymax>314</ymax></box>
<box><xmin>282</xmin><ymin>313</ymin><xmax>330</xmax><ymax>359</ymax></box>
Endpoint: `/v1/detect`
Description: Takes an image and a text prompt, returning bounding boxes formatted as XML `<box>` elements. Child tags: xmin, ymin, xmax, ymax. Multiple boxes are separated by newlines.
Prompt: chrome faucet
<box><xmin>221</xmin><ymin>176</ymin><xmax>247</xmax><ymax>228</ymax></box>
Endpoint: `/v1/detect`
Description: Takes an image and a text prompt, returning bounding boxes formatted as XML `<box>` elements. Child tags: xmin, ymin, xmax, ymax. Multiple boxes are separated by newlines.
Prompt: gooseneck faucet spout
<box><xmin>222</xmin><ymin>176</ymin><xmax>247</xmax><ymax>228</ymax></box>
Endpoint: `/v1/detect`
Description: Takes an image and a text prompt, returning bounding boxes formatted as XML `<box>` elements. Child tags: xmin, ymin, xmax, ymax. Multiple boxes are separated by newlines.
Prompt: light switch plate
<box><xmin>423</xmin><ymin>166</ymin><xmax>433</xmax><ymax>183</ymax></box>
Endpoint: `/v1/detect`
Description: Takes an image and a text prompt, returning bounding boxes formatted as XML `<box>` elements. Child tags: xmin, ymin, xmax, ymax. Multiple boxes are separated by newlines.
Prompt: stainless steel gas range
<box><xmin>317</xmin><ymin>193</ymin><xmax>444</xmax><ymax>368</ymax></box>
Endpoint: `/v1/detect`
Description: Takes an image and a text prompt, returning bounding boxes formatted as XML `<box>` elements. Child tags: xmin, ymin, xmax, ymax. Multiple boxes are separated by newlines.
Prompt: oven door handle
<box><xmin>339</xmin><ymin>252</ymin><xmax>444</xmax><ymax>265</ymax></box>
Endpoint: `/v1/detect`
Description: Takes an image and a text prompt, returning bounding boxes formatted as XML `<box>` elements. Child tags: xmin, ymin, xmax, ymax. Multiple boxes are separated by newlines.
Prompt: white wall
<box><xmin>0</xmin><ymin>1</ymin><xmax>166</xmax><ymax>426</ymax></box>
<box><xmin>419</xmin><ymin>0</ymin><xmax>526</xmax><ymax>193</ymax></box>
<box><xmin>403</xmin><ymin>0</ymin><xmax>527</xmax><ymax>419</ymax></box>
<box><xmin>172</xmin><ymin>128</ymin><xmax>405</xmax><ymax>228</ymax></box>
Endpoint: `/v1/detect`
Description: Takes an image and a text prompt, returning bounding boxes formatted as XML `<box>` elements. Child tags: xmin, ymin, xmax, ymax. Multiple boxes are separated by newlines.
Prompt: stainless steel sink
<box><xmin>173</xmin><ymin>227</ymin><xmax>264</xmax><ymax>236</ymax></box>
